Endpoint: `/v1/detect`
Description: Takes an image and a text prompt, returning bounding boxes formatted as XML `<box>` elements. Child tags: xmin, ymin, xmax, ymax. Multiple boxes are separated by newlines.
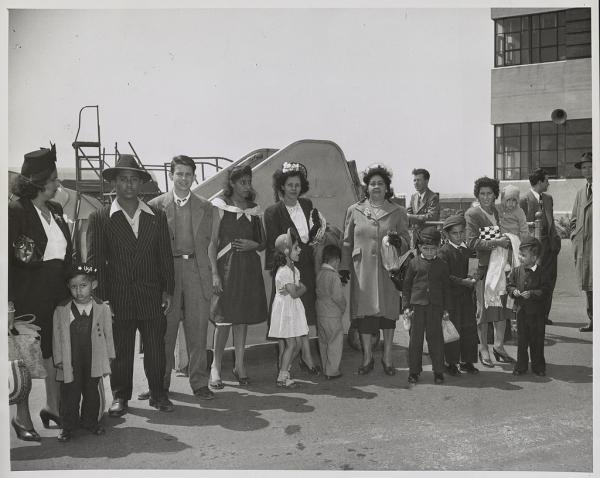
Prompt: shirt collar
<box><xmin>420</xmin><ymin>253</ymin><xmax>436</xmax><ymax>261</ymax></box>
<box><xmin>526</xmin><ymin>263</ymin><xmax>538</xmax><ymax>272</ymax></box>
<box><xmin>321</xmin><ymin>263</ymin><xmax>337</xmax><ymax>272</ymax></box>
<box><xmin>530</xmin><ymin>189</ymin><xmax>541</xmax><ymax>201</ymax></box>
<box><xmin>110</xmin><ymin>199</ymin><xmax>155</xmax><ymax>218</ymax></box>
<box><xmin>449</xmin><ymin>241</ymin><xmax>467</xmax><ymax>249</ymax></box>
<box><xmin>174</xmin><ymin>191</ymin><xmax>191</xmax><ymax>206</ymax></box>
<box><xmin>72</xmin><ymin>300</ymin><xmax>93</xmax><ymax>315</ymax></box>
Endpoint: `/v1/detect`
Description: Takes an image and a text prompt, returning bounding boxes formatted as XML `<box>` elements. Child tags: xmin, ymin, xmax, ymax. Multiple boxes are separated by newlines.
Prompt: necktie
<box><xmin>538</xmin><ymin>197</ymin><xmax>544</xmax><ymax>212</ymax></box>
<box><xmin>176</xmin><ymin>198</ymin><xmax>184</xmax><ymax>207</ymax></box>
<box><xmin>80</xmin><ymin>310</ymin><xmax>88</xmax><ymax>318</ymax></box>
<box><xmin>417</xmin><ymin>195</ymin><xmax>422</xmax><ymax>211</ymax></box>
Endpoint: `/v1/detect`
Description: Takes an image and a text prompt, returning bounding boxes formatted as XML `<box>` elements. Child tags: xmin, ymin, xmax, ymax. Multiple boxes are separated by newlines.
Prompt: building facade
<box><xmin>491</xmin><ymin>7</ymin><xmax>592</xmax><ymax>213</ymax></box>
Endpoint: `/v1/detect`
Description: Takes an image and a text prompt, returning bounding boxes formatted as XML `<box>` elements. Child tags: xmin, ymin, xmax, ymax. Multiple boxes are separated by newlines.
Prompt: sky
<box><xmin>8</xmin><ymin>7</ymin><xmax>493</xmax><ymax>196</ymax></box>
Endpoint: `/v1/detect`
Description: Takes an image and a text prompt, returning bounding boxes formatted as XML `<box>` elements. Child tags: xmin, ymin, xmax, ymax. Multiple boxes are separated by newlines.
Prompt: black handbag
<box><xmin>389</xmin><ymin>249</ymin><xmax>416</xmax><ymax>291</ymax></box>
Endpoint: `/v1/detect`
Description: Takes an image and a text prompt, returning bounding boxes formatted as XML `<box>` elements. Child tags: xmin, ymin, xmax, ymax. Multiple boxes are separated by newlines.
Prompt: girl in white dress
<box><xmin>269</xmin><ymin>228</ymin><xmax>309</xmax><ymax>387</ymax></box>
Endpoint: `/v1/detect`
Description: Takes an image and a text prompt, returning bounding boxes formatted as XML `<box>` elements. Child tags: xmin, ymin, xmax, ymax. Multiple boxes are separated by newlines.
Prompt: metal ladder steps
<box><xmin>76</xmin><ymin>180</ymin><xmax>108</xmax><ymax>193</ymax></box>
<box><xmin>72</xmin><ymin>141</ymin><xmax>101</xmax><ymax>148</ymax></box>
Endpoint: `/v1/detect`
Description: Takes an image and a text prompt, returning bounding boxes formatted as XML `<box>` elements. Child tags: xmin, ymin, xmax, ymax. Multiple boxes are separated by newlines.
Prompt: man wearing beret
<box><xmin>570</xmin><ymin>152</ymin><xmax>593</xmax><ymax>332</ymax></box>
<box><xmin>87</xmin><ymin>155</ymin><xmax>175</xmax><ymax>416</ymax></box>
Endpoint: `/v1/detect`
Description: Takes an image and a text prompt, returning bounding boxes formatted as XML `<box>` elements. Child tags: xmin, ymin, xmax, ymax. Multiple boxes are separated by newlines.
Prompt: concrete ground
<box><xmin>8</xmin><ymin>241</ymin><xmax>593</xmax><ymax>472</ymax></box>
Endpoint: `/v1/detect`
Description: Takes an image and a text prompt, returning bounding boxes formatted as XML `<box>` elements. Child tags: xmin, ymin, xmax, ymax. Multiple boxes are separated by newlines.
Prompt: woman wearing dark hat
<box><xmin>340</xmin><ymin>164</ymin><xmax>410</xmax><ymax>375</ymax></box>
<box><xmin>9</xmin><ymin>144</ymin><xmax>73</xmax><ymax>433</ymax></box>
<box><xmin>209</xmin><ymin>165</ymin><xmax>268</xmax><ymax>388</ymax></box>
<box><xmin>464</xmin><ymin>176</ymin><xmax>514</xmax><ymax>367</ymax></box>
<box><xmin>264</xmin><ymin>162</ymin><xmax>322</xmax><ymax>374</ymax></box>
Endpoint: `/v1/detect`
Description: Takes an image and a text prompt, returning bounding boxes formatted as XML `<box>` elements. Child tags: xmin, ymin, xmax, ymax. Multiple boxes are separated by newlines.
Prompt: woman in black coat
<box><xmin>9</xmin><ymin>145</ymin><xmax>73</xmax><ymax>434</ymax></box>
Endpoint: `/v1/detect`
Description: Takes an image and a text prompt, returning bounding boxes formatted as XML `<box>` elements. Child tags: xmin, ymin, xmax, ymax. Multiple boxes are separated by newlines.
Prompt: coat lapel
<box><xmin>542</xmin><ymin>194</ymin><xmax>553</xmax><ymax>230</ymax></box>
<box><xmin>108</xmin><ymin>210</ymin><xmax>138</xmax><ymax>252</ymax></box>
<box><xmin>190</xmin><ymin>193</ymin><xmax>205</xmax><ymax>240</ymax></box>
<box><xmin>133</xmin><ymin>209</ymin><xmax>154</xmax><ymax>265</ymax></box>
<box><xmin>278</xmin><ymin>201</ymin><xmax>297</xmax><ymax>237</ymax></box>
<box><xmin>165</xmin><ymin>192</ymin><xmax>175</xmax><ymax>237</ymax></box>
<box><xmin>22</xmin><ymin>198</ymin><xmax>47</xmax><ymax>250</ymax></box>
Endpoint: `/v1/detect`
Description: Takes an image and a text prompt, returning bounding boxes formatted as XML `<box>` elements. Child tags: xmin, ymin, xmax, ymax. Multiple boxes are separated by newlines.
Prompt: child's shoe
<box><xmin>57</xmin><ymin>429</ymin><xmax>72</xmax><ymax>442</ymax></box>
<box><xmin>459</xmin><ymin>362</ymin><xmax>479</xmax><ymax>374</ymax></box>
<box><xmin>408</xmin><ymin>373</ymin><xmax>419</xmax><ymax>384</ymax></box>
<box><xmin>445</xmin><ymin>363</ymin><xmax>461</xmax><ymax>376</ymax></box>
<box><xmin>434</xmin><ymin>373</ymin><xmax>444</xmax><ymax>384</ymax></box>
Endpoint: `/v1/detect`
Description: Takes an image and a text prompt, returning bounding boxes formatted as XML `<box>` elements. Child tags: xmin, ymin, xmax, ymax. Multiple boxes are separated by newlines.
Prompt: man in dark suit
<box><xmin>87</xmin><ymin>155</ymin><xmax>174</xmax><ymax>416</ymax></box>
<box><xmin>406</xmin><ymin>168</ymin><xmax>440</xmax><ymax>240</ymax></box>
<box><xmin>519</xmin><ymin>168</ymin><xmax>561</xmax><ymax>326</ymax></box>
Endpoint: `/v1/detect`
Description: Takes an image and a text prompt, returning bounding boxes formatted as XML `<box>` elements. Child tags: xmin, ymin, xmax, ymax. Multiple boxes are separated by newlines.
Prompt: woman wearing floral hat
<box><xmin>340</xmin><ymin>164</ymin><xmax>410</xmax><ymax>375</ymax></box>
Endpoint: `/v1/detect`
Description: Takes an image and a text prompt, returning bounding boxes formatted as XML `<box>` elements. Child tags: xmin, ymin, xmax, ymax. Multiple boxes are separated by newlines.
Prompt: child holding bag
<box><xmin>268</xmin><ymin>229</ymin><xmax>310</xmax><ymax>388</ymax></box>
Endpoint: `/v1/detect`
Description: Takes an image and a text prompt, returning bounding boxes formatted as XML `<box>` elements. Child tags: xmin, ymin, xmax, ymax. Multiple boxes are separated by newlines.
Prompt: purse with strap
<box><xmin>8</xmin><ymin>314</ymin><xmax>47</xmax><ymax>379</ymax></box>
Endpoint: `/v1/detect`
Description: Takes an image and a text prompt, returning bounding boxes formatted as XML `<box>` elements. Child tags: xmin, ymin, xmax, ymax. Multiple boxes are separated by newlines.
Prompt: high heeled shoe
<box><xmin>478</xmin><ymin>351</ymin><xmax>494</xmax><ymax>368</ymax></box>
<box><xmin>492</xmin><ymin>347</ymin><xmax>516</xmax><ymax>363</ymax></box>
<box><xmin>299</xmin><ymin>359</ymin><xmax>321</xmax><ymax>375</ymax></box>
<box><xmin>40</xmin><ymin>409</ymin><xmax>62</xmax><ymax>429</ymax></box>
<box><xmin>11</xmin><ymin>419</ymin><xmax>41</xmax><ymax>442</ymax></box>
<box><xmin>232</xmin><ymin>368</ymin><xmax>250</xmax><ymax>386</ymax></box>
<box><xmin>357</xmin><ymin>358</ymin><xmax>375</xmax><ymax>375</ymax></box>
<box><xmin>381</xmin><ymin>359</ymin><xmax>396</xmax><ymax>376</ymax></box>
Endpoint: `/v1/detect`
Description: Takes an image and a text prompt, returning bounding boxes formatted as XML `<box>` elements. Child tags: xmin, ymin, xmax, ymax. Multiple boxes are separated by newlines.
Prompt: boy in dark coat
<box><xmin>438</xmin><ymin>214</ymin><xmax>479</xmax><ymax>375</ymax></box>
<box><xmin>403</xmin><ymin>226</ymin><xmax>452</xmax><ymax>385</ymax></box>
<box><xmin>506</xmin><ymin>237</ymin><xmax>551</xmax><ymax>376</ymax></box>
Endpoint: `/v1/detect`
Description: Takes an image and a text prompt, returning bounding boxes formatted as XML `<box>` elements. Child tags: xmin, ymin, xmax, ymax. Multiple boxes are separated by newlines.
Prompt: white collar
<box><xmin>530</xmin><ymin>189</ymin><xmax>541</xmax><ymax>201</ymax></box>
<box><xmin>321</xmin><ymin>263</ymin><xmax>337</xmax><ymax>272</ymax></box>
<box><xmin>449</xmin><ymin>241</ymin><xmax>467</xmax><ymax>249</ymax></box>
<box><xmin>526</xmin><ymin>263</ymin><xmax>538</xmax><ymax>272</ymax></box>
<box><xmin>212</xmin><ymin>197</ymin><xmax>261</xmax><ymax>220</ymax></box>
<box><xmin>420</xmin><ymin>253</ymin><xmax>437</xmax><ymax>260</ymax></box>
<box><xmin>286</xmin><ymin>202</ymin><xmax>301</xmax><ymax>211</ymax></box>
<box><xmin>174</xmin><ymin>191</ymin><xmax>191</xmax><ymax>206</ymax></box>
<box><xmin>72</xmin><ymin>300</ymin><xmax>93</xmax><ymax>315</ymax></box>
<box><xmin>110</xmin><ymin>199</ymin><xmax>154</xmax><ymax>218</ymax></box>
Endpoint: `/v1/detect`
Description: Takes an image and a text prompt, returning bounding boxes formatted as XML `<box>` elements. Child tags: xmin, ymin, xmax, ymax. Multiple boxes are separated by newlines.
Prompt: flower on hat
<box><xmin>76</xmin><ymin>264</ymin><xmax>98</xmax><ymax>275</ymax></box>
<box><xmin>282</xmin><ymin>162</ymin><xmax>302</xmax><ymax>174</ymax></box>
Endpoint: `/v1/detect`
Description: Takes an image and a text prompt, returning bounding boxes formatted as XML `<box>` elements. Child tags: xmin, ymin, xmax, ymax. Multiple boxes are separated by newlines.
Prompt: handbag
<box><xmin>389</xmin><ymin>248</ymin><xmax>417</xmax><ymax>291</ymax></box>
<box><xmin>9</xmin><ymin>359</ymin><xmax>32</xmax><ymax>405</ymax></box>
<box><xmin>442</xmin><ymin>319</ymin><xmax>460</xmax><ymax>344</ymax></box>
<box><xmin>478</xmin><ymin>226</ymin><xmax>501</xmax><ymax>240</ymax></box>
<box><xmin>8</xmin><ymin>314</ymin><xmax>47</xmax><ymax>379</ymax></box>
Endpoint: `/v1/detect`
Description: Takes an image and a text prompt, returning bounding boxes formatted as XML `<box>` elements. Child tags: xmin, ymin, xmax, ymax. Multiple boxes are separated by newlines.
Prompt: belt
<box><xmin>174</xmin><ymin>253</ymin><xmax>195</xmax><ymax>259</ymax></box>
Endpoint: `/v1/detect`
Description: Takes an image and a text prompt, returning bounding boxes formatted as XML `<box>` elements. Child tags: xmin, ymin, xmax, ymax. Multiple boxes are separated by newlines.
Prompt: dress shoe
<box><xmin>512</xmin><ymin>369</ymin><xmax>525</xmax><ymax>376</ymax></box>
<box><xmin>325</xmin><ymin>373</ymin><xmax>343</xmax><ymax>380</ymax></box>
<box><xmin>57</xmin><ymin>429</ymin><xmax>72</xmax><ymax>442</ymax></box>
<box><xmin>108</xmin><ymin>399</ymin><xmax>128</xmax><ymax>417</ymax></box>
<box><xmin>408</xmin><ymin>373</ymin><xmax>419</xmax><ymax>384</ymax></box>
<box><xmin>40</xmin><ymin>408</ymin><xmax>62</xmax><ymax>428</ymax></box>
<box><xmin>434</xmin><ymin>373</ymin><xmax>444</xmax><ymax>384</ymax></box>
<box><xmin>492</xmin><ymin>347</ymin><xmax>515</xmax><ymax>363</ymax></box>
<box><xmin>533</xmin><ymin>370</ymin><xmax>546</xmax><ymax>377</ymax></box>
<box><xmin>580</xmin><ymin>323</ymin><xmax>593</xmax><ymax>332</ymax></box>
<box><xmin>478</xmin><ymin>351</ymin><xmax>494</xmax><ymax>368</ymax></box>
<box><xmin>445</xmin><ymin>364</ymin><xmax>461</xmax><ymax>376</ymax></box>
<box><xmin>193</xmin><ymin>386</ymin><xmax>215</xmax><ymax>400</ymax></box>
<box><xmin>82</xmin><ymin>424</ymin><xmax>106</xmax><ymax>435</ymax></box>
<box><xmin>459</xmin><ymin>362</ymin><xmax>479</xmax><ymax>374</ymax></box>
<box><xmin>137</xmin><ymin>390</ymin><xmax>151</xmax><ymax>400</ymax></box>
<box><xmin>209</xmin><ymin>379</ymin><xmax>225</xmax><ymax>390</ymax></box>
<box><xmin>357</xmin><ymin>358</ymin><xmax>375</xmax><ymax>375</ymax></box>
<box><xmin>11</xmin><ymin>419</ymin><xmax>41</xmax><ymax>442</ymax></box>
<box><xmin>276</xmin><ymin>377</ymin><xmax>298</xmax><ymax>388</ymax></box>
<box><xmin>381</xmin><ymin>359</ymin><xmax>396</xmax><ymax>376</ymax></box>
<box><xmin>232</xmin><ymin>368</ymin><xmax>250</xmax><ymax>385</ymax></box>
<box><xmin>149</xmin><ymin>396</ymin><xmax>175</xmax><ymax>412</ymax></box>
<box><xmin>545</xmin><ymin>318</ymin><xmax>553</xmax><ymax>325</ymax></box>
<box><xmin>299</xmin><ymin>359</ymin><xmax>321</xmax><ymax>375</ymax></box>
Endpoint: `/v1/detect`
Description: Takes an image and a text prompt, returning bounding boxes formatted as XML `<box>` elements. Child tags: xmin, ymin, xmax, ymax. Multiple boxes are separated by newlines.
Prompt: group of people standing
<box><xmin>8</xmin><ymin>143</ymin><xmax>593</xmax><ymax>442</ymax></box>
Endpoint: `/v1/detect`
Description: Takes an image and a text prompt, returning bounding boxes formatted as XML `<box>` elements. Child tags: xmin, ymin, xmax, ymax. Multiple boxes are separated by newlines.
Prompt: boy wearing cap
<box><xmin>438</xmin><ymin>214</ymin><xmax>479</xmax><ymax>375</ymax></box>
<box><xmin>403</xmin><ymin>226</ymin><xmax>452</xmax><ymax>385</ymax></box>
<box><xmin>52</xmin><ymin>263</ymin><xmax>115</xmax><ymax>442</ymax></box>
<box><xmin>506</xmin><ymin>237</ymin><xmax>552</xmax><ymax>376</ymax></box>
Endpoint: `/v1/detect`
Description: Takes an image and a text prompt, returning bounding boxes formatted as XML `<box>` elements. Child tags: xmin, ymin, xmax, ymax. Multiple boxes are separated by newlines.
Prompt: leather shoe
<box><xmin>82</xmin><ymin>424</ymin><xmax>106</xmax><ymax>435</ymax></box>
<box><xmin>381</xmin><ymin>360</ymin><xmax>396</xmax><ymax>376</ymax></box>
<box><xmin>108</xmin><ymin>399</ymin><xmax>128</xmax><ymax>417</ymax></box>
<box><xmin>357</xmin><ymin>358</ymin><xmax>375</xmax><ymax>375</ymax></box>
<box><xmin>580</xmin><ymin>324</ymin><xmax>593</xmax><ymax>332</ymax></box>
<box><xmin>445</xmin><ymin>364</ymin><xmax>461</xmax><ymax>376</ymax></box>
<box><xmin>459</xmin><ymin>362</ymin><xmax>479</xmax><ymax>374</ymax></box>
<box><xmin>434</xmin><ymin>373</ymin><xmax>444</xmax><ymax>384</ymax></box>
<box><xmin>512</xmin><ymin>369</ymin><xmax>525</xmax><ymax>376</ymax></box>
<box><xmin>137</xmin><ymin>390</ymin><xmax>151</xmax><ymax>400</ymax></box>
<box><xmin>57</xmin><ymin>429</ymin><xmax>72</xmax><ymax>442</ymax></box>
<box><xmin>149</xmin><ymin>396</ymin><xmax>175</xmax><ymax>412</ymax></box>
<box><xmin>479</xmin><ymin>351</ymin><xmax>494</xmax><ymax>368</ymax></box>
<box><xmin>325</xmin><ymin>373</ymin><xmax>343</xmax><ymax>380</ymax></box>
<box><xmin>533</xmin><ymin>370</ymin><xmax>546</xmax><ymax>377</ymax></box>
<box><xmin>193</xmin><ymin>386</ymin><xmax>215</xmax><ymax>400</ymax></box>
<box><xmin>11</xmin><ymin>419</ymin><xmax>41</xmax><ymax>442</ymax></box>
<box><xmin>408</xmin><ymin>373</ymin><xmax>419</xmax><ymax>384</ymax></box>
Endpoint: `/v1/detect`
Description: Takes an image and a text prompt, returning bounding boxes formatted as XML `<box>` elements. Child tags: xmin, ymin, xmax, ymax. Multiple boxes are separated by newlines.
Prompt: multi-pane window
<box><xmin>495</xmin><ymin>119</ymin><xmax>592</xmax><ymax>180</ymax></box>
<box><xmin>495</xmin><ymin>9</ymin><xmax>590</xmax><ymax>67</ymax></box>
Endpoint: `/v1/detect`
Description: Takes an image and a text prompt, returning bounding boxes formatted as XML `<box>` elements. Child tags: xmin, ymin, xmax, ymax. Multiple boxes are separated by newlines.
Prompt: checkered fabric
<box><xmin>478</xmin><ymin>226</ymin><xmax>501</xmax><ymax>240</ymax></box>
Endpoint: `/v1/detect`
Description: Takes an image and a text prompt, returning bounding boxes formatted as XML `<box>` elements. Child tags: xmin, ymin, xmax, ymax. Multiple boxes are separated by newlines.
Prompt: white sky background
<box><xmin>8</xmin><ymin>8</ymin><xmax>492</xmax><ymax>196</ymax></box>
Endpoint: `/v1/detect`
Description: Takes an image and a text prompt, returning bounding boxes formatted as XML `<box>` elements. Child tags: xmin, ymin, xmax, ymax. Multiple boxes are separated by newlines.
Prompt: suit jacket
<box><xmin>437</xmin><ymin>243</ymin><xmax>474</xmax><ymax>297</ymax></box>
<box><xmin>570</xmin><ymin>184</ymin><xmax>593</xmax><ymax>290</ymax></box>
<box><xmin>148</xmin><ymin>191</ymin><xmax>218</xmax><ymax>300</ymax></box>
<box><xmin>402</xmin><ymin>255</ymin><xmax>452</xmax><ymax>309</ymax></box>
<box><xmin>506</xmin><ymin>265</ymin><xmax>550</xmax><ymax>316</ymax></box>
<box><xmin>316</xmin><ymin>265</ymin><xmax>346</xmax><ymax>318</ymax></box>
<box><xmin>8</xmin><ymin>197</ymin><xmax>73</xmax><ymax>304</ymax></box>
<box><xmin>52</xmin><ymin>298</ymin><xmax>115</xmax><ymax>383</ymax></box>
<box><xmin>520</xmin><ymin>190</ymin><xmax>560</xmax><ymax>252</ymax></box>
<box><xmin>264</xmin><ymin>197</ymin><xmax>314</xmax><ymax>271</ymax></box>
<box><xmin>464</xmin><ymin>205</ymin><xmax>500</xmax><ymax>268</ymax></box>
<box><xmin>86</xmin><ymin>201</ymin><xmax>175</xmax><ymax>321</ymax></box>
<box><xmin>406</xmin><ymin>188</ymin><xmax>440</xmax><ymax>226</ymax></box>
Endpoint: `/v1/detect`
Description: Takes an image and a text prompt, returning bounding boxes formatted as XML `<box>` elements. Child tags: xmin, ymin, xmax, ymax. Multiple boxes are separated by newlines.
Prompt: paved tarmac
<box><xmin>8</xmin><ymin>241</ymin><xmax>594</xmax><ymax>472</ymax></box>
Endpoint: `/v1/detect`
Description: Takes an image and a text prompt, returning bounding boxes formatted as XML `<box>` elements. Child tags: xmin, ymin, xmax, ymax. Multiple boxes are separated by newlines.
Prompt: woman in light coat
<box><xmin>341</xmin><ymin>164</ymin><xmax>410</xmax><ymax>375</ymax></box>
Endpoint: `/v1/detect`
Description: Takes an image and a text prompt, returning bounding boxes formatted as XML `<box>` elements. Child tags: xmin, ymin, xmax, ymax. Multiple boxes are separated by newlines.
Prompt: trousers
<box><xmin>409</xmin><ymin>304</ymin><xmax>444</xmax><ymax>375</ymax></box>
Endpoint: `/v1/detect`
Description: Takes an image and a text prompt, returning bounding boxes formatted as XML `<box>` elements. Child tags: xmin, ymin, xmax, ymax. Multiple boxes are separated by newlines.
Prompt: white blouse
<box><xmin>286</xmin><ymin>202</ymin><xmax>309</xmax><ymax>243</ymax></box>
<box><xmin>34</xmin><ymin>205</ymin><xmax>67</xmax><ymax>261</ymax></box>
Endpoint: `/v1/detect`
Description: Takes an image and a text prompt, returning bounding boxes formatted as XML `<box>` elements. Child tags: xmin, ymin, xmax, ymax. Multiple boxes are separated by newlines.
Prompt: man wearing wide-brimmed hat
<box><xmin>87</xmin><ymin>154</ymin><xmax>175</xmax><ymax>416</ymax></box>
<box><xmin>570</xmin><ymin>152</ymin><xmax>593</xmax><ymax>332</ymax></box>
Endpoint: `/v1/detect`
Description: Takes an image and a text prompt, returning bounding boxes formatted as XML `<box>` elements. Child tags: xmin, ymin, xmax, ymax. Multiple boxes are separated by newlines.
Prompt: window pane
<box><xmin>567</xmin><ymin>44</ymin><xmax>591</xmax><ymax>59</ymax></box>
<box><xmin>521</xmin><ymin>135</ymin><xmax>529</xmax><ymax>150</ymax></box>
<box><xmin>504</xmin><ymin>136</ymin><xmax>520</xmax><ymax>152</ymax></box>
<box><xmin>522</xmin><ymin>17</ymin><xmax>529</xmax><ymax>31</ymax></box>
<box><xmin>496</xmin><ymin>154</ymin><xmax>505</xmax><ymax>168</ymax></box>
<box><xmin>567</xmin><ymin>149</ymin><xmax>589</xmax><ymax>164</ymax></box>
<box><xmin>557</xmin><ymin>133</ymin><xmax>565</xmax><ymax>150</ymax></box>
<box><xmin>496</xmin><ymin>20</ymin><xmax>505</xmax><ymax>34</ymax></box>
<box><xmin>566</xmin><ymin>133</ymin><xmax>592</xmax><ymax>149</ymax></box>
<box><xmin>566</xmin><ymin>8</ymin><xmax>591</xmax><ymax>22</ymax></box>
<box><xmin>539</xmin><ymin>150</ymin><xmax>557</xmax><ymax>166</ymax></box>
<box><xmin>521</xmin><ymin>151</ymin><xmax>530</xmax><ymax>170</ymax></box>
<box><xmin>506</xmin><ymin>152</ymin><xmax>520</xmax><ymax>168</ymax></box>
<box><xmin>505</xmin><ymin>50</ymin><xmax>521</xmax><ymax>65</ymax></box>
<box><xmin>495</xmin><ymin>169</ymin><xmax>503</xmax><ymax>180</ymax></box>
<box><xmin>567</xmin><ymin>119</ymin><xmax>592</xmax><ymax>133</ymax></box>
<box><xmin>544</xmin><ymin>166</ymin><xmax>558</xmax><ymax>177</ymax></box>
<box><xmin>507</xmin><ymin>17</ymin><xmax>521</xmax><ymax>32</ymax></box>
<box><xmin>504</xmin><ymin>124</ymin><xmax>521</xmax><ymax>136</ymax></box>
<box><xmin>505</xmin><ymin>168</ymin><xmax>520</xmax><ymax>180</ymax></box>
<box><xmin>532</xmin><ymin>48</ymin><xmax>540</xmax><ymax>63</ymax></box>
<box><xmin>532</xmin><ymin>15</ymin><xmax>539</xmax><ymax>30</ymax></box>
<box><xmin>506</xmin><ymin>32</ymin><xmax>521</xmax><ymax>50</ymax></box>
<box><xmin>532</xmin><ymin>30</ymin><xmax>540</xmax><ymax>47</ymax></box>
<box><xmin>540</xmin><ymin>134</ymin><xmax>556</xmax><ymax>150</ymax></box>
<box><xmin>495</xmin><ymin>138</ymin><xmax>504</xmax><ymax>152</ymax></box>
<box><xmin>541</xmin><ymin>46</ymin><xmax>557</xmax><ymax>61</ymax></box>
<box><xmin>568</xmin><ymin>32</ymin><xmax>591</xmax><ymax>45</ymax></box>
<box><xmin>540</xmin><ymin>12</ymin><xmax>557</xmax><ymax>29</ymax></box>
<box><xmin>558</xmin><ymin>45</ymin><xmax>566</xmax><ymax>60</ymax></box>
<box><xmin>539</xmin><ymin>122</ymin><xmax>555</xmax><ymax>134</ymax></box>
<box><xmin>496</xmin><ymin>34</ymin><xmax>504</xmax><ymax>52</ymax></box>
<box><xmin>557</xmin><ymin>27</ymin><xmax>565</xmax><ymax>45</ymax></box>
<box><xmin>567</xmin><ymin>19</ymin><xmax>591</xmax><ymax>34</ymax></box>
<box><xmin>558</xmin><ymin>10</ymin><xmax>566</xmax><ymax>25</ymax></box>
<box><xmin>520</xmin><ymin>123</ymin><xmax>529</xmax><ymax>135</ymax></box>
<box><xmin>521</xmin><ymin>31</ymin><xmax>530</xmax><ymax>48</ymax></box>
<box><xmin>495</xmin><ymin>125</ymin><xmax>503</xmax><ymax>137</ymax></box>
<box><xmin>541</xmin><ymin>29</ymin><xmax>557</xmax><ymax>46</ymax></box>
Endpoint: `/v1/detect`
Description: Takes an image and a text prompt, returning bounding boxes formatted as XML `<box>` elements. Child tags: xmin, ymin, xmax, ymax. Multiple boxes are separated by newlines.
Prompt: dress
<box><xmin>213</xmin><ymin>197</ymin><xmax>268</xmax><ymax>325</ymax></box>
<box><xmin>268</xmin><ymin>265</ymin><xmax>309</xmax><ymax>338</ymax></box>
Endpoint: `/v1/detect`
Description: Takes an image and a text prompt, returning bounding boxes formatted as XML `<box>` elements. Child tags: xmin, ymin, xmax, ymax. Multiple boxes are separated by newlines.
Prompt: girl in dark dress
<box><xmin>209</xmin><ymin>166</ymin><xmax>268</xmax><ymax>388</ymax></box>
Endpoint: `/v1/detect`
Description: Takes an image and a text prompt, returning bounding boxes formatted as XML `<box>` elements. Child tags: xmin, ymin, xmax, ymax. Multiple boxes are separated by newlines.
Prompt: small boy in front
<box><xmin>316</xmin><ymin>244</ymin><xmax>346</xmax><ymax>380</ymax></box>
<box><xmin>403</xmin><ymin>226</ymin><xmax>452</xmax><ymax>385</ymax></box>
<box><xmin>437</xmin><ymin>214</ymin><xmax>479</xmax><ymax>376</ymax></box>
<box><xmin>53</xmin><ymin>263</ymin><xmax>115</xmax><ymax>442</ymax></box>
<box><xmin>506</xmin><ymin>237</ymin><xmax>550</xmax><ymax>376</ymax></box>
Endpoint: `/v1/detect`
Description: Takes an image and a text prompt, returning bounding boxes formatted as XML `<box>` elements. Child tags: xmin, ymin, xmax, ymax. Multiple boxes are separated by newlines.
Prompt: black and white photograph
<box><xmin>3</xmin><ymin>0</ymin><xmax>598</xmax><ymax>474</ymax></box>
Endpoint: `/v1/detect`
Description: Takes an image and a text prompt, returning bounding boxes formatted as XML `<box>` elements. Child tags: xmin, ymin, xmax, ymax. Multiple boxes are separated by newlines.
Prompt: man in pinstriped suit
<box><xmin>87</xmin><ymin>155</ymin><xmax>175</xmax><ymax>416</ymax></box>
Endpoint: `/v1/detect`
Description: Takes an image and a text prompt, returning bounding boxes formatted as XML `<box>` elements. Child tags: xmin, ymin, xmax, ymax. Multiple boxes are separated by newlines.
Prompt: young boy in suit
<box><xmin>316</xmin><ymin>244</ymin><xmax>346</xmax><ymax>379</ymax></box>
<box><xmin>506</xmin><ymin>237</ymin><xmax>551</xmax><ymax>376</ymax></box>
<box><xmin>53</xmin><ymin>263</ymin><xmax>115</xmax><ymax>442</ymax></box>
<box><xmin>403</xmin><ymin>226</ymin><xmax>452</xmax><ymax>385</ymax></box>
<box><xmin>438</xmin><ymin>214</ymin><xmax>479</xmax><ymax>376</ymax></box>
